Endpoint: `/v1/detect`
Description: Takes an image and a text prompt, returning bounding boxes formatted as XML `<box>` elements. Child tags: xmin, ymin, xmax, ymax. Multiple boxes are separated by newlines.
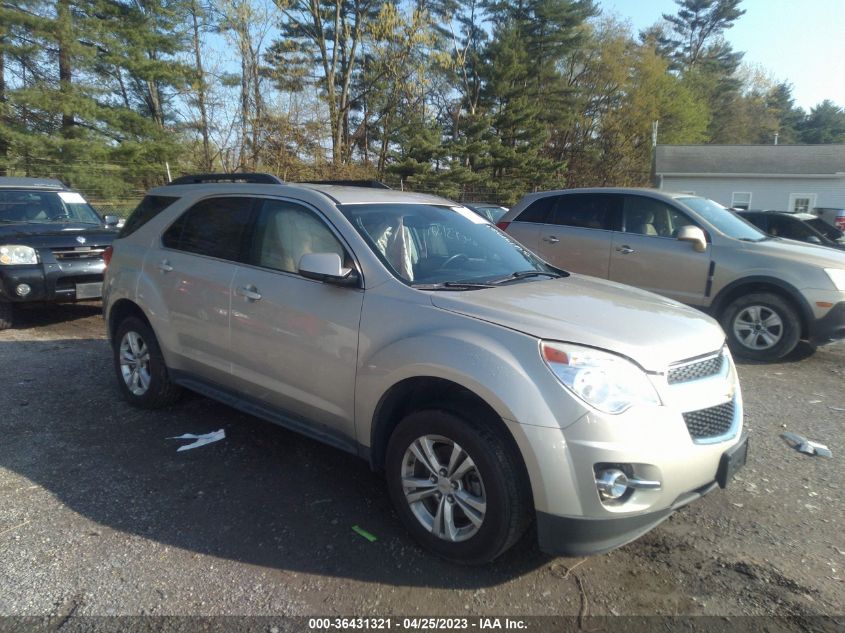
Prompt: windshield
<box><xmin>340</xmin><ymin>203</ymin><xmax>555</xmax><ymax>286</ymax></box>
<box><xmin>0</xmin><ymin>189</ymin><xmax>102</xmax><ymax>225</ymax></box>
<box><xmin>678</xmin><ymin>197</ymin><xmax>768</xmax><ymax>241</ymax></box>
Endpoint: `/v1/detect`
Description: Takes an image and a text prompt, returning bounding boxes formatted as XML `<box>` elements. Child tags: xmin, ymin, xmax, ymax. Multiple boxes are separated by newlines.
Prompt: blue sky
<box><xmin>598</xmin><ymin>0</ymin><xmax>845</xmax><ymax>111</ymax></box>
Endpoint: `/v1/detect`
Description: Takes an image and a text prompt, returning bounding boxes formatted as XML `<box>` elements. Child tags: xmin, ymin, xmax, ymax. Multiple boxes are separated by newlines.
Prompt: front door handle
<box><xmin>235</xmin><ymin>285</ymin><xmax>262</xmax><ymax>302</ymax></box>
<box><xmin>616</xmin><ymin>246</ymin><xmax>635</xmax><ymax>254</ymax></box>
<box><xmin>158</xmin><ymin>259</ymin><xmax>173</xmax><ymax>273</ymax></box>
<box><xmin>543</xmin><ymin>235</ymin><xmax>560</xmax><ymax>244</ymax></box>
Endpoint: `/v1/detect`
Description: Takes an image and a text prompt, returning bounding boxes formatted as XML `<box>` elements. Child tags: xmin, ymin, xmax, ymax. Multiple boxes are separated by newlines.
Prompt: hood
<box><xmin>429</xmin><ymin>275</ymin><xmax>725</xmax><ymax>372</ymax></box>
<box><xmin>0</xmin><ymin>222</ymin><xmax>117</xmax><ymax>248</ymax></box>
<box><xmin>742</xmin><ymin>237</ymin><xmax>845</xmax><ymax>267</ymax></box>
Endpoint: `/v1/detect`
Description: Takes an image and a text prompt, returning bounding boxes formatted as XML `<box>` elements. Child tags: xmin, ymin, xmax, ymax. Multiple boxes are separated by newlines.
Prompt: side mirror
<box><xmin>298</xmin><ymin>252</ymin><xmax>358</xmax><ymax>286</ymax></box>
<box><xmin>807</xmin><ymin>235</ymin><xmax>822</xmax><ymax>244</ymax></box>
<box><xmin>676</xmin><ymin>225</ymin><xmax>708</xmax><ymax>252</ymax></box>
<box><xmin>103</xmin><ymin>214</ymin><xmax>120</xmax><ymax>228</ymax></box>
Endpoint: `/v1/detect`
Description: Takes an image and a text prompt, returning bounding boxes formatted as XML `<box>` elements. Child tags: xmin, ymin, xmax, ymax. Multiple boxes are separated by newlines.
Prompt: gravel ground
<box><xmin>0</xmin><ymin>302</ymin><xmax>843</xmax><ymax>622</ymax></box>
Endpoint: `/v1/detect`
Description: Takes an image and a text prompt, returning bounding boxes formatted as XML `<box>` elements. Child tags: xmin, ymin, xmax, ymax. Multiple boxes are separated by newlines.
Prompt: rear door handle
<box><xmin>235</xmin><ymin>285</ymin><xmax>262</xmax><ymax>302</ymax></box>
<box><xmin>158</xmin><ymin>259</ymin><xmax>173</xmax><ymax>273</ymax></box>
<box><xmin>542</xmin><ymin>235</ymin><xmax>560</xmax><ymax>244</ymax></box>
<box><xmin>616</xmin><ymin>246</ymin><xmax>635</xmax><ymax>254</ymax></box>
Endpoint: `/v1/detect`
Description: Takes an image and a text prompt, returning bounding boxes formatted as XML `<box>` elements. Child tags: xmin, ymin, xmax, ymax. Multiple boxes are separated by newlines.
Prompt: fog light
<box><xmin>15</xmin><ymin>283</ymin><xmax>31</xmax><ymax>297</ymax></box>
<box><xmin>596</xmin><ymin>469</ymin><xmax>629</xmax><ymax>500</ymax></box>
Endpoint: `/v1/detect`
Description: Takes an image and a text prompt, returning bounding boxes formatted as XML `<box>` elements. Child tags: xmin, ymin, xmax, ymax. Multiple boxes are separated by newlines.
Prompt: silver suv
<box><xmin>499</xmin><ymin>188</ymin><xmax>845</xmax><ymax>361</ymax></box>
<box><xmin>103</xmin><ymin>174</ymin><xmax>747</xmax><ymax>564</ymax></box>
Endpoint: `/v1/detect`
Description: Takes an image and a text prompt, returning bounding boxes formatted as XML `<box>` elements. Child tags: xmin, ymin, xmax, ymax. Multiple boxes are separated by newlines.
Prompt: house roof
<box><xmin>655</xmin><ymin>144</ymin><xmax>845</xmax><ymax>176</ymax></box>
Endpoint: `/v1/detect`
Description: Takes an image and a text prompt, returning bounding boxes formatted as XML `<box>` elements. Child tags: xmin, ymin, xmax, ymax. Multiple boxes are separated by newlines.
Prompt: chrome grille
<box><xmin>51</xmin><ymin>247</ymin><xmax>105</xmax><ymax>261</ymax></box>
<box><xmin>668</xmin><ymin>353</ymin><xmax>724</xmax><ymax>385</ymax></box>
<box><xmin>683</xmin><ymin>401</ymin><xmax>735</xmax><ymax>439</ymax></box>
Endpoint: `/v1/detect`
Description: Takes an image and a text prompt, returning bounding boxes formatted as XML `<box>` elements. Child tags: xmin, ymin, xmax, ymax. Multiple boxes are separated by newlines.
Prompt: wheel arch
<box><xmin>370</xmin><ymin>377</ymin><xmax>505</xmax><ymax>466</ymax></box>
<box><xmin>710</xmin><ymin>276</ymin><xmax>812</xmax><ymax>339</ymax></box>
<box><xmin>107</xmin><ymin>298</ymin><xmax>152</xmax><ymax>343</ymax></box>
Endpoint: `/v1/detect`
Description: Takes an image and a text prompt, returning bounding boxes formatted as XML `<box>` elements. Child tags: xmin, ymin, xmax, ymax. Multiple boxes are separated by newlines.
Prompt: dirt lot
<box><xmin>0</xmin><ymin>303</ymin><xmax>843</xmax><ymax>623</ymax></box>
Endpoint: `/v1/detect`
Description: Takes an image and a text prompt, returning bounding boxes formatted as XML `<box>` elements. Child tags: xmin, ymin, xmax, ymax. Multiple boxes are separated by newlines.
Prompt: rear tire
<box><xmin>0</xmin><ymin>301</ymin><xmax>12</xmax><ymax>330</ymax></box>
<box><xmin>385</xmin><ymin>408</ymin><xmax>531</xmax><ymax>564</ymax></box>
<box><xmin>721</xmin><ymin>292</ymin><xmax>801</xmax><ymax>361</ymax></box>
<box><xmin>113</xmin><ymin>316</ymin><xmax>182</xmax><ymax>408</ymax></box>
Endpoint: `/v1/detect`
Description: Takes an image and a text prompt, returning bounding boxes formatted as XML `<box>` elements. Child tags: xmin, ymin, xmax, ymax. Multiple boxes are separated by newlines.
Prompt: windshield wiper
<box><xmin>413</xmin><ymin>281</ymin><xmax>496</xmax><ymax>291</ymax></box>
<box><xmin>488</xmin><ymin>270</ymin><xmax>562</xmax><ymax>284</ymax></box>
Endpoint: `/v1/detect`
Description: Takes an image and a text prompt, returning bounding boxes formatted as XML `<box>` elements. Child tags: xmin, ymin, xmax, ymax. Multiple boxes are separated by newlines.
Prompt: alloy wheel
<box><xmin>732</xmin><ymin>305</ymin><xmax>784</xmax><ymax>351</ymax></box>
<box><xmin>119</xmin><ymin>330</ymin><xmax>152</xmax><ymax>395</ymax></box>
<box><xmin>401</xmin><ymin>434</ymin><xmax>487</xmax><ymax>542</ymax></box>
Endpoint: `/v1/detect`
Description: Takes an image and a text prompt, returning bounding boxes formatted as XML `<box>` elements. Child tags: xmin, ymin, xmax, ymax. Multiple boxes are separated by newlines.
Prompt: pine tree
<box><xmin>656</xmin><ymin>0</ymin><xmax>746</xmax><ymax>142</ymax></box>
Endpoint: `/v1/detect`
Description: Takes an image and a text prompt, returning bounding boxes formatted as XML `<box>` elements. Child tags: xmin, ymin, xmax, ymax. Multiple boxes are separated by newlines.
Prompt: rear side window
<box><xmin>119</xmin><ymin>195</ymin><xmax>180</xmax><ymax>237</ymax></box>
<box><xmin>514</xmin><ymin>196</ymin><xmax>556</xmax><ymax>223</ymax></box>
<box><xmin>551</xmin><ymin>194</ymin><xmax>622</xmax><ymax>230</ymax></box>
<box><xmin>162</xmin><ymin>197</ymin><xmax>255</xmax><ymax>262</ymax></box>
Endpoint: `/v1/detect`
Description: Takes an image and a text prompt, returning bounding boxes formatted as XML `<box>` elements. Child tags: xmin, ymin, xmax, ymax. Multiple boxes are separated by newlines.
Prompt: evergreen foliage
<box><xmin>0</xmin><ymin>0</ymin><xmax>843</xmax><ymax>209</ymax></box>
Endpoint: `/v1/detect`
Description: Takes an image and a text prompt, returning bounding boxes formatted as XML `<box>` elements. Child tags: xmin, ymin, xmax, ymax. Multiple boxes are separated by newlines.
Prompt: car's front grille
<box><xmin>683</xmin><ymin>401</ymin><xmax>735</xmax><ymax>440</ymax></box>
<box><xmin>51</xmin><ymin>247</ymin><xmax>106</xmax><ymax>262</ymax></box>
<box><xmin>668</xmin><ymin>352</ymin><xmax>724</xmax><ymax>385</ymax></box>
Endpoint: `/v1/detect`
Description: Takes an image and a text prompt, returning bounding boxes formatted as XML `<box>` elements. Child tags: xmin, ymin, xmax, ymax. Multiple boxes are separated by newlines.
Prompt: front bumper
<box><xmin>0</xmin><ymin>259</ymin><xmax>105</xmax><ymax>303</ymax></box>
<box><xmin>536</xmin><ymin>434</ymin><xmax>748</xmax><ymax>556</ymax></box>
<box><xmin>536</xmin><ymin>481</ymin><xmax>716</xmax><ymax>556</ymax></box>
<box><xmin>809</xmin><ymin>301</ymin><xmax>845</xmax><ymax>346</ymax></box>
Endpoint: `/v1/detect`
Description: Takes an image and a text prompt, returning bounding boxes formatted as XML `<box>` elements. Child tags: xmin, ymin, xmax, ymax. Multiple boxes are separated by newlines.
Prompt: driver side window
<box><xmin>250</xmin><ymin>199</ymin><xmax>346</xmax><ymax>274</ymax></box>
<box><xmin>623</xmin><ymin>196</ymin><xmax>695</xmax><ymax>238</ymax></box>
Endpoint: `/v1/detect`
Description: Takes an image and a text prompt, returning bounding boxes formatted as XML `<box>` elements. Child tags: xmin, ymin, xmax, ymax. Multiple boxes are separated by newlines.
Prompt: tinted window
<box><xmin>120</xmin><ymin>195</ymin><xmax>180</xmax><ymax>237</ymax></box>
<box><xmin>806</xmin><ymin>217</ymin><xmax>844</xmax><ymax>242</ymax></box>
<box><xmin>162</xmin><ymin>197</ymin><xmax>255</xmax><ymax>261</ymax></box>
<box><xmin>769</xmin><ymin>216</ymin><xmax>816</xmax><ymax>241</ymax></box>
<box><xmin>250</xmin><ymin>199</ymin><xmax>346</xmax><ymax>273</ymax></box>
<box><xmin>624</xmin><ymin>196</ymin><xmax>696</xmax><ymax>237</ymax></box>
<box><xmin>739</xmin><ymin>213</ymin><xmax>767</xmax><ymax>232</ymax></box>
<box><xmin>551</xmin><ymin>194</ymin><xmax>621</xmax><ymax>230</ymax></box>
<box><xmin>515</xmin><ymin>196</ymin><xmax>555</xmax><ymax>223</ymax></box>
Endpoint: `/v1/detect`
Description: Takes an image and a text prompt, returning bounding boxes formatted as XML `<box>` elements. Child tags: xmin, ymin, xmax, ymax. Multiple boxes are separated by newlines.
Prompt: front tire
<box><xmin>113</xmin><ymin>316</ymin><xmax>182</xmax><ymax>408</ymax></box>
<box><xmin>385</xmin><ymin>408</ymin><xmax>531</xmax><ymax>564</ymax></box>
<box><xmin>721</xmin><ymin>292</ymin><xmax>801</xmax><ymax>361</ymax></box>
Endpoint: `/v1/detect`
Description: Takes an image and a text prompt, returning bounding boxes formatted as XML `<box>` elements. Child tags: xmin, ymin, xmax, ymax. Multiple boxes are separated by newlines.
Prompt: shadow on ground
<box><xmin>733</xmin><ymin>341</ymin><xmax>817</xmax><ymax>366</ymax></box>
<box><xmin>0</xmin><ymin>337</ymin><xmax>549</xmax><ymax>590</ymax></box>
<box><xmin>10</xmin><ymin>302</ymin><xmax>103</xmax><ymax>329</ymax></box>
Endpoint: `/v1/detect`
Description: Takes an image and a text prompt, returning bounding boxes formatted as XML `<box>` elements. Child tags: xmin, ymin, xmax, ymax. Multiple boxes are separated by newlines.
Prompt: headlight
<box><xmin>540</xmin><ymin>341</ymin><xmax>661</xmax><ymax>414</ymax></box>
<box><xmin>824</xmin><ymin>268</ymin><xmax>845</xmax><ymax>291</ymax></box>
<box><xmin>0</xmin><ymin>245</ymin><xmax>38</xmax><ymax>265</ymax></box>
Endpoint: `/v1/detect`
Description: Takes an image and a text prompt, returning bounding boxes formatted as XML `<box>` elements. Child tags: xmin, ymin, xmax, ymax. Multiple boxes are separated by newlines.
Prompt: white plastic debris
<box><xmin>781</xmin><ymin>432</ymin><xmax>832</xmax><ymax>458</ymax></box>
<box><xmin>168</xmin><ymin>429</ymin><xmax>225</xmax><ymax>452</ymax></box>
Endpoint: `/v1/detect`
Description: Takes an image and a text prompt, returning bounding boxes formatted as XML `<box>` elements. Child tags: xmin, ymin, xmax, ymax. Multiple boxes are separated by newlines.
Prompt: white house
<box><xmin>654</xmin><ymin>144</ymin><xmax>845</xmax><ymax>212</ymax></box>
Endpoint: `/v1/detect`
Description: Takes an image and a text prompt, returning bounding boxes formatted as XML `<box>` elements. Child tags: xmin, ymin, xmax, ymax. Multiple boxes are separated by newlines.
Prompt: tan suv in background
<box><xmin>498</xmin><ymin>188</ymin><xmax>845</xmax><ymax>361</ymax></box>
<box><xmin>103</xmin><ymin>174</ymin><xmax>747</xmax><ymax>563</ymax></box>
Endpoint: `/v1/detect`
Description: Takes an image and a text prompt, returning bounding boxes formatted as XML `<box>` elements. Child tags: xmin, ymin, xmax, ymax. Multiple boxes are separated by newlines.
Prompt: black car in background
<box><xmin>0</xmin><ymin>177</ymin><xmax>119</xmax><ymax>329</ymax></box>
<box><xmin>738</xmin><ymin>210</ymin><xmax>845</xmax><ymax>251</ymax></box>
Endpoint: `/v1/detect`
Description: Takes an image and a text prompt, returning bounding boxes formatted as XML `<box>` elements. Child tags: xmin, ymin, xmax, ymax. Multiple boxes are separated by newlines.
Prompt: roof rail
<box><xmin>167</xmin><ymin>173</ymin><xmax>285</xmax><ymax>186</ymax></box>
<box><xmin>301</xmin><ymin>179</ymin><xmax>391</xmax><ymax>189</ymax></box>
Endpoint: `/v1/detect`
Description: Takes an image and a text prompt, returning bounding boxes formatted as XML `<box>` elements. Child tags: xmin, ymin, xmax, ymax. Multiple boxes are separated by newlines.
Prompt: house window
<box><xmin>731</xmin><ymin>192</ymin><xmax>752</xmax><ymax>210</ymax></box>
<box><xmin>788</xmin><ymin>193</ymin><xmax>817</xmax><ymax>214</ymax></box>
